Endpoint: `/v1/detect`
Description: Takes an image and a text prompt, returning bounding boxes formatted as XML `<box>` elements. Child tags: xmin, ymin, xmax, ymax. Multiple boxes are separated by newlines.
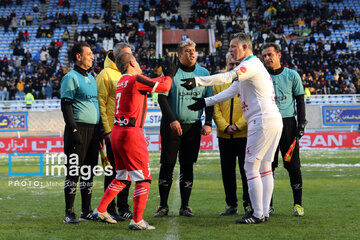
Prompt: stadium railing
<box><xmin>0</xmin><ymin>97</ymin><xmax>160</xmax><ymax>111</ymax></box>
<box><xmin>1</xmin><ymin>94</ymin><xmax>358</xmax><ymax>111</ymax></box>
<box><xmin>306</xmin><ymin>94</ymin><xmax>360</xmax><ymax>104</ymax></box>
<box><xmin>0</xmin><ymin>100</ymin><xmax>61</xmax><ymax>110</ymax></box>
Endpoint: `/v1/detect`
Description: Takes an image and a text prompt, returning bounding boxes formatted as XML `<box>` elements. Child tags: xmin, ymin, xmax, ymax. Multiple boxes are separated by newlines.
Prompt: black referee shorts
<box><xmin>63</xmin><ymin>122</ymin><xmax>99</xmax><ymax>177</ymax></box>
<box><xmin>273</xmin><ymin>117</ymin><xmax>301</xmax><ymax>170</ymax></box>
<box><xmin>160</xmin><ymin>120</ymin><xmax>202</xmax><ymax>166</ymax></box>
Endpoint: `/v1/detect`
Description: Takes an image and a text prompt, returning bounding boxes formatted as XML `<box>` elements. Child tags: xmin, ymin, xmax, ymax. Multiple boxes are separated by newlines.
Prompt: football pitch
<box><xmin>0</xmin><ymin>149</ymin><xmax>359</xmax><ymax>240</ymax></box>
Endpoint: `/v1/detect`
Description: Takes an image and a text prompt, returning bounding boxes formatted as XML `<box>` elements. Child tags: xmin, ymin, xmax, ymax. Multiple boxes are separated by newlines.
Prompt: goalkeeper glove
<box><xmin>296</xmin><ymin>120</ymin><xmax>308</xmax><ymax>139</ymax></box>
<box><xmin>162</xmin><ymin>60</ymin><xmax>178</xmax><ymax>78</ymax></box>
<box><xmin>188</xmin><ymin>97</ymin><xmax>206</xmax><ymax>111</ymax></box>
<box><xmin>181</xmin><ymin>78</ymin><xmax>196</xmax><ymax>90</ymax></box>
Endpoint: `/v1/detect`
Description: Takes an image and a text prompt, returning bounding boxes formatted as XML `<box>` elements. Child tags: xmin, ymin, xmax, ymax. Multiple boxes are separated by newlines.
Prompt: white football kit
<box><xmin>193</xmin><ymin>55</ymin><xmax>283</xmax><ymax>219</ymax></box>
<box><xmin>195</xmin><ymin>55</ymin><xmax>283</xmax><ymax>162</ymax></box>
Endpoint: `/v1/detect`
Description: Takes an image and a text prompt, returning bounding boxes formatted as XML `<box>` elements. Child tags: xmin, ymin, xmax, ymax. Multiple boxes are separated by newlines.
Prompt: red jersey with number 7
<box><xmin>113</xmin><ymin>74</ymin><xmax>172</xmax><ymax>128</ymax></box>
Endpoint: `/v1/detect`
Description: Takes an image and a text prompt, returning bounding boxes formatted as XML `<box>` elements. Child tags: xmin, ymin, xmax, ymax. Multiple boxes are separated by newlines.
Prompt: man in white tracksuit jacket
<box><xmin>181</xmin><ymin>33</ymin><xmax>283</xmax><ymax>224</ymax></box>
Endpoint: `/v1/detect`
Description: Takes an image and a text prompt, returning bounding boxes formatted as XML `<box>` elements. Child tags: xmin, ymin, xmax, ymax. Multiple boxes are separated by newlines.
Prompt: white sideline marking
<box><xmin>302</xmin><ymin>163</ymin><xmax>360</xmax><ymax>168</ymax></box>
<box><xmin>165</xmin><ymin>180</ymin><xmax>180</xmax><ymax>240</ymax></box>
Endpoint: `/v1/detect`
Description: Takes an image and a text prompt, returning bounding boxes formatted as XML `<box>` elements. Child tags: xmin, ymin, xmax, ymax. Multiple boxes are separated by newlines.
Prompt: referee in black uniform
<box><xmin>262</xmin><ymin>43</ymin><xmax>307</xmax><ymax>217</ymax></box>
<box><xmin>154</xmin><ymin>39</ymin><xmax>214</xmax><ymax>217</ymax></box>
<box><xmin>61</xmin><ymin>42</ymin><xmax>100</xmax><ymax>223</ymax></box>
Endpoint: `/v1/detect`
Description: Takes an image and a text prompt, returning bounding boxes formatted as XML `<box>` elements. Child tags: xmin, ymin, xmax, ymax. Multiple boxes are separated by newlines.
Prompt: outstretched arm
<box><xmin>136</xmin><ymin>75</ymin><xmax>172</xmax><ymax>93</ymax></box>
<box><xmin>182</xmin><ymin>58</ymin><xmax>259</xmax><ymax>90</ymax></box>
<box><xmin>188</xmin><ymin>82</ymin><xmax>239</xmax><ymax>111</ymax></box>
<box><xmin>181</xmin><ymin>71</ymin><xmax>238</xmax><ymax>90</ymax></box>
<box><xmin>205</xmin><ymin>81</ymin><xmax>239</xmax><ymax>107</ymax></box>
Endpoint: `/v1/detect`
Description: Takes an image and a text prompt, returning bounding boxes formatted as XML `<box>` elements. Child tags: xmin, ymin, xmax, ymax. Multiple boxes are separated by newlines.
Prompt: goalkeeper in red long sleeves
<box><xmin>92</xmin><ymin>52</ymin><xmax>175</xmax><ymax>230</ymax></box>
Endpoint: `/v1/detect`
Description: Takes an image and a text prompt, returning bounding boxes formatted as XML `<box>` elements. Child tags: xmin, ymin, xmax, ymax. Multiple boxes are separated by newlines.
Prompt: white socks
<box><xmin>245</xmin><ymin>160</ymin><xmax>273</xmax><ymax>219</ymax></box>
<box><xmin>260</xmin><ymin>161</ymin><xmax>273</xmax><ymax>217</ymax></box>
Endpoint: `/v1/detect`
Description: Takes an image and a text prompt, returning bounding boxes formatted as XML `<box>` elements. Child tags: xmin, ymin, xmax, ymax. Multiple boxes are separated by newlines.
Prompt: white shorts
<box><xmin>245</xmin><ymin>125</ymin><xmax>282</xmax><ymax>163</ymax></box>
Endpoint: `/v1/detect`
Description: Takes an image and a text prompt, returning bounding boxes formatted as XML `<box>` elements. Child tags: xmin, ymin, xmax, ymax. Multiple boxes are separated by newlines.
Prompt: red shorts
<box><xmin>111</xmin><ymin>126</ymin><xmax>151</xmax><ymax>181</ymax></box>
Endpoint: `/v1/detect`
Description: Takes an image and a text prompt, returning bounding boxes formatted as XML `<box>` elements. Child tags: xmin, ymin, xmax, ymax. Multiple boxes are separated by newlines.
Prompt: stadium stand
<box><xmin>46</xmin><ymin>0</ymin><xmax>106</xmax><ymax>23</ymax></box>
<box><xmin>0</xmin><ymin>0</ymin><xmax>359</xmax><ymax>139</ymax></box>
<box><xmin>0</xmin><ymin>0</ymin><xmax>359</xmax><ymax>104</ymax></box>
<box><xmin>1</xmin><ymin>93</ymin><xmax>360</xmax><ymax>111</ymax></box>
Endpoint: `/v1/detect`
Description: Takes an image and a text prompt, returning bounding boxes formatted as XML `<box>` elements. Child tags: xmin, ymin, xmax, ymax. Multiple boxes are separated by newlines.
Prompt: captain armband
<box><xmin>151</xmin><ymin>82</ymin><xmax>159</xmax><ymax>93</ymax></box>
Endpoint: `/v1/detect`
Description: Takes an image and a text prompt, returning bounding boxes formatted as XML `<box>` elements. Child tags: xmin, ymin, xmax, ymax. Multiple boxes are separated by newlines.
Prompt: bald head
<box><xmin>115</xmin><ymin>52</ymin><xmax>133</xmax><ymax>74</ymax></box>
<box><xmin>116</xmin><ymin>52</ymin><xmax>142</xmax><ymax>75</ymax></box>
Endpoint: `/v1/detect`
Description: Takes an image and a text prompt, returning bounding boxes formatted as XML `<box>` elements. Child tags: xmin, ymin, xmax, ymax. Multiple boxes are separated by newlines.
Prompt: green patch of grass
<box><xmin>0</xmin><ymin>150</ymin><xmax>359</xmax><ymax>240</ymax></box>
<box><xmin>7</xmin><ymin>156</ymin><xmax>42</xmax><ymax>174</ymax></box>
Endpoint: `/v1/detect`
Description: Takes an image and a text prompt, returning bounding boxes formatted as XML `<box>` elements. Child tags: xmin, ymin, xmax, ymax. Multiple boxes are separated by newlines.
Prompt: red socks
<box><xmin>97</xmin><ymin>179</ymin><xmax>151</xmax><ymax>222</ymax></box>
<box><xmin>132</xmin><ymin>181</ymin><xmax>150</xmax><ymax>223</ymax></box>
<box><xmin>97</xmin><ymin>179</ymin><xmax>126</xmax><ymax>213</ymax></box>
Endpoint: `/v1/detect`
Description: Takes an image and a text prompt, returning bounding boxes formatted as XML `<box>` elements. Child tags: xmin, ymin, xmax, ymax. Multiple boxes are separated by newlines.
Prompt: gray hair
<box><xmin>113</xmin><ymin>42</ymin><xmax>132</xmax><ymax>57</ymax></box>
<box><xmin>177</xmin><ymin>39</ymin><xmax>196</xmax><ymax>53</ymax></box>
<box><xmin>231</xmin><ymin>33</ymin><xmax>253</xmax><ymax>51</ymax></box>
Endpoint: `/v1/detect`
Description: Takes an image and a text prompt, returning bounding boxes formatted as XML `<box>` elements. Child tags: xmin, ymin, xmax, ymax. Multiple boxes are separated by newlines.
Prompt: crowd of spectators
<box><xmin>0</xmin><ymin>0</ymin><xmax>47</xmax><ymax>32</ymax></box>
<box><xmin>0</xmin><ymin>6</ymin><xmax>66</xmax><ymax>101</ymax></box>
<box><xmin>0</xmin><ymin>54</ymin><xmax>64</xmax><ymax>101</ymax></box>
<box><xmin>0</xmin><ymin>0</ymin><xmax>359</xmax><ymax>101</ymax></box>
<box><xmin>71</xmin><ymin>20</ymin><xmax>160</xmax><ymax>79</ymax></box>
<box><xmin>192</xmin><ymin>0</ymin><xmax>242</xmax><ymax>22</ymax></box>
<box><xmin>0</xmin><ymin>15</ymin><xmax>65</xmax><ymax>101</ymax></box>
<box><xmin>244</xmin><ymin>0</ymin><xmax>360</xmax><ymax>94</ymax></box>
<box><xmin>0</xmin><ymin>0</ymin><xmax>23</xmax><ymax>7</ymax></box>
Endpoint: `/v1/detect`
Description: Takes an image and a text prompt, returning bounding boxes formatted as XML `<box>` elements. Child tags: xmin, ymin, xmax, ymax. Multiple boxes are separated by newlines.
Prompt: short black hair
<box><xmin>71</xmin><ymin>42</ymin><xmax>90</xmax><ymax>63</ymax></box>
<box><xmin>262</xmin><ymin>42</ymin><xmax>281</xmax><ymax>53</ymax></box>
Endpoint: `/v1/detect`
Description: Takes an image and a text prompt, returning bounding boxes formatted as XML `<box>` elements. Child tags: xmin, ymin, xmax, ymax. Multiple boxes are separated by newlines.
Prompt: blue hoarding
<box><xmin>0</xmin><ymin>112</ymin><xmax>28</xmax><ymax>131</ymax></box>
<box><xmin>323</xmin><ymin>106</ymin><xmax>360</xmax><ymax>126</ymax></box>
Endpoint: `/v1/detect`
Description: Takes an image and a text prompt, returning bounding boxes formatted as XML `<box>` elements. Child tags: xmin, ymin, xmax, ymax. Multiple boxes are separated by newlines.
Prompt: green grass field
<box><xmin>1</xmin><ymin>150</ymin><xmax>359</xmax><ymax>240</ymax></box>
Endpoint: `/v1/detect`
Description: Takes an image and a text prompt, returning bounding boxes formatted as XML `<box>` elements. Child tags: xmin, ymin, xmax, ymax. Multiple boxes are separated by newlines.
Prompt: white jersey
<box><xmin>195</xmin><ymin>55</ymin><xmax>282</xmax><ymax>130</ymax></box>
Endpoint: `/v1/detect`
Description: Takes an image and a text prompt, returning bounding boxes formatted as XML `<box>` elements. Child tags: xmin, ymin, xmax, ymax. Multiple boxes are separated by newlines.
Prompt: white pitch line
<box><xmin>164</xmin><ymin>179</ymin><xmax>180</xmax><ymax>240</ymax></box>
<box><xmin>302</xmin><ymin>163</ymin><xmax>360</xmax><ymax>168</ymax></box>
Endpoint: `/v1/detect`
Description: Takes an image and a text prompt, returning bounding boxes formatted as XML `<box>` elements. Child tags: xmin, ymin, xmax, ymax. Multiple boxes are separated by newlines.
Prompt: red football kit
<box><xmin>97</xmin><ymin>73</ymin><xmax>171</xmax><ymax>223</ymax></box>
<box><xmin>111</xmin><ymin>74</ymin><xmax>172</xmax><ymax>181</ymax></box>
